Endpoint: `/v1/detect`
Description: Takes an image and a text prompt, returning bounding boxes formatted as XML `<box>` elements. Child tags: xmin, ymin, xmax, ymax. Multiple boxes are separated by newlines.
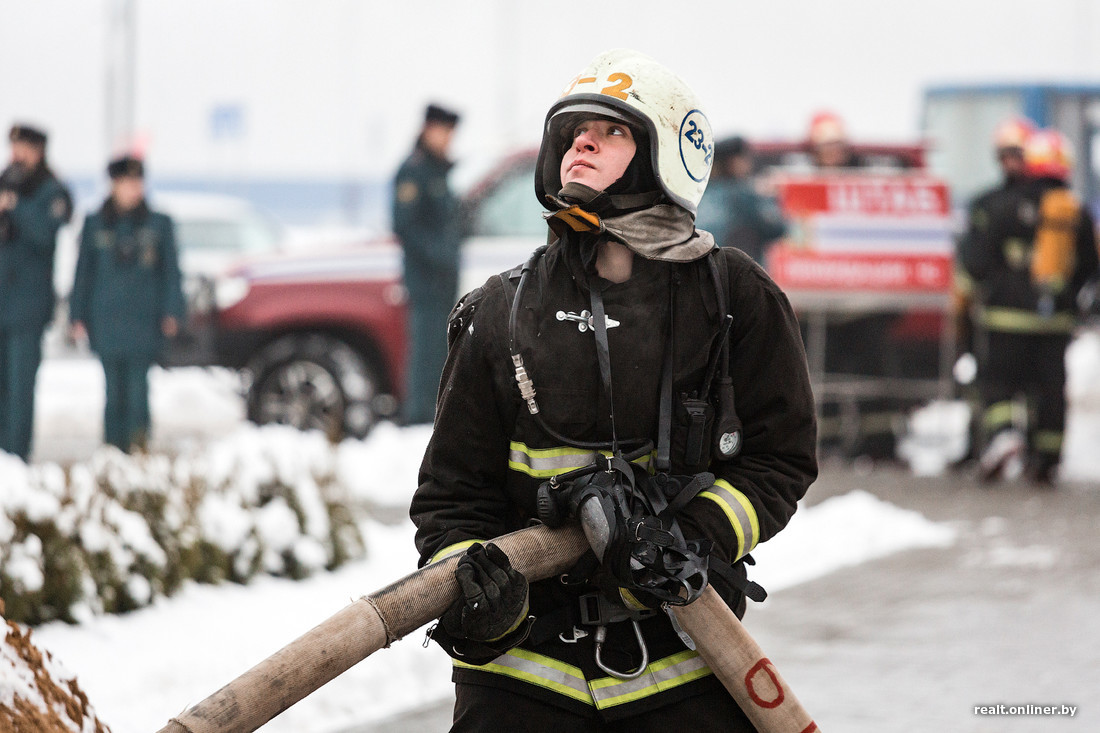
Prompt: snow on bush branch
<box><xmin>0</xmin><ymin>426</ymin><xmax>365</xmax><ymax>626</ymax></box>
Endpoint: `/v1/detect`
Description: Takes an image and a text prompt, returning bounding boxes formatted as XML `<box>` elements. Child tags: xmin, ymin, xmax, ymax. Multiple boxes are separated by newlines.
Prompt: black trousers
<box><xmin>978</xmin><ymin>329</ymin><xmax>1069</xmax><ymax>472</ymax></box>
<box><xmin>0</xmin><ymin>326</ymin><xmax>43</xmax><ymax>460</ymax></box>
<box><xmin>451</xmin><ymin>681</ymin><xmax>757</xmax><ymax>732</ymax></box>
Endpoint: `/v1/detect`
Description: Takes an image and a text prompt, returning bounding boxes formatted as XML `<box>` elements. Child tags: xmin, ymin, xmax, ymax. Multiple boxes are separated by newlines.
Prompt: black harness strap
<box><xmin>657</xmin><ymin>471</ymin><xmax>715</xmax><ymax>525</ymax></box>
<box><xmin>655</xmin><ymin>275</ymin><xmax>677</xmax><ymax>475</ymax></box>
<box><xmin>588</xmin><ymin>279</ymin><xmax>621</xmax><ymax>454</ymax></box>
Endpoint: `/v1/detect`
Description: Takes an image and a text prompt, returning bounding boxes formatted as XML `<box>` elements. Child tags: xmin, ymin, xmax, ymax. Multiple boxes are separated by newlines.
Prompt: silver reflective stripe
<box><xmin>454</xmin><ymin>648</ymin><xmax>595</xmax><ymax>705</ymax></box>
<box><xmin>699</xmin><ymin>479</ymin><xmax>759</xmax><ymax>559</ymax></box>
<box><xmin>508</xmin><ymin>442</ymin><xmax>652</xmax><ymax>478</ymax></box>
<box><xmin>589</xmin><ymin>650</ymin><xmax>712</xmax><ymax>709</ymax></box>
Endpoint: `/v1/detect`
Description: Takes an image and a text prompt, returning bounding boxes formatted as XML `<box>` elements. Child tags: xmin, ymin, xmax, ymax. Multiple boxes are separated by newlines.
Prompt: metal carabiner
<box><xmin>593</xmin><ymin>621</ymin><xmax>649</xmax><ymax>681</ymax></box>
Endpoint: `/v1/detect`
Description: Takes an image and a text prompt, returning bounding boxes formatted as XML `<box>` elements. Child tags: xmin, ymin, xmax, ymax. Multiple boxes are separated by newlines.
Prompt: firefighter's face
<box><xmin>813</xmin><ymin>140</ymin><xmax>850</xmax><ymax>168</ymax></box>
<box><xmin>560</xmin><ymin>119</ymin><xmax>636</xmax><ymax>191</ymax></box>
<box><xmin>997</xmin><ymin>147</ymin><xmax>1025</xmax><ymax>178</ymax></box>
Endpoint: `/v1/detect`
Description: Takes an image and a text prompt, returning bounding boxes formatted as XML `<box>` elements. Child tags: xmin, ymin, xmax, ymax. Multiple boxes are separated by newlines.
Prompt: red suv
<box><xmin>200</xmin><ymin>149</ymin><xmax>544</xmax><ymax>438</ymax></box>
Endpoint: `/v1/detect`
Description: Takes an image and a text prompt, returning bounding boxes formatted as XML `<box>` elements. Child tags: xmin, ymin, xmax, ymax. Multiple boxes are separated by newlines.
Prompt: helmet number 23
<box><xmin>684</xmin><ymin>120</ymin><xmax>713</xmax><ymax>166</ymax></box>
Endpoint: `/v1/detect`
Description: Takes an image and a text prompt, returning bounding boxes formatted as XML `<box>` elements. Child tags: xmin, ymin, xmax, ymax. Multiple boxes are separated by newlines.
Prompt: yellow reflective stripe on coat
<box><xmin>429</xmin><ymin>539</ymin><xmax>483</xmax><ymax>564</ymax></box>
<box><xmin>454</xmin><ymin>649</ymin><xmax>712</xmax><ymax>710</ymax></box>
<box><xmin>699</xmin><ymin>479</ymin><xmax>759</xmax><ymax>559</ymax></box>
<box><xmin>589</xmin><ymin>650</ymin><xmax>711</xmax><ymax>709</ymax></box>
<box><xmin>1034</xmin><ymin>430</ymin><xmax>1064</xmax><ymax>453</ymax></box>
<box><xmin>983</xmin><ymin>401</ymin><xmax>1016</xmax><ymax>432</ymax></box>
<box><xmin>980</xmin><ymin>307</ymin><xmax>1077</xmax><ymax>334</ymax></box>
<box><xmin>508</xmin><ymin>442</ymin><xmax>653</xmax><ymax>478</ymax></box>
<box><xmin>453</xmin><ymin>648</ymin><xmax>594</xmax><ymax>705</ymax></box>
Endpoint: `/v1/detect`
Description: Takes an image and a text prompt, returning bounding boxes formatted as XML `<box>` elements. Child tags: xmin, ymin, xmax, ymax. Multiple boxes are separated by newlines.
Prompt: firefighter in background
<box><xmin>411</xmin><ymin>50</ymin><xmax>816</xmax><ymax>730</ymax></box>
<box><xmin>807</xmin><ymin>110</ymin><xmax>859</xmax><ymax>169</ymax></box>
<box><xmin>70</xmin><ymin>155</ymin><xmax>185</xmax><ymax>453</ymax></box>
<box><xmin>953</xmin><ymin>117</ymin><xmax>1036</xmax><ymax>462</ymax></box>
<box><xmin>0</xmin><ymin>124</ymin><xmax>73</xmax><ymax>461</ymax></box>
<box><xmin>392</xmin><ymin>103</ymin><xmax>463</xmax><ymax>425</ymax></box>
<box><xmin>694</xmin><ymin>136</ymin><xmax>786</xmax><ymax>265</ymax></box>
<box><xmin>959</xmin><ymin>129</ymin><xmax>1099</xmax><ymax>484</ymax></box>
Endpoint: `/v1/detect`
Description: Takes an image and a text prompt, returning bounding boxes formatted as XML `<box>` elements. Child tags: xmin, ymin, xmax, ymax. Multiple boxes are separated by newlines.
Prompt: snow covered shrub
<box><xmin>0</xmin><ymin>601</ymin><xmax>110</xmax><ymax>732</ymax></box>
<box><xmin>0</xmin><ymin>426</ymin><xmax>366</xmax><ymax>626</ymax></box>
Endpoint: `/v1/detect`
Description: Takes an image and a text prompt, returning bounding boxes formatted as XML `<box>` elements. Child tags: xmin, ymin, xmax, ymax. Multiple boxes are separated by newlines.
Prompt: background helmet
<box><xmin>535</xmin><ymin>49</ymin><xmax>713</xmax><ymax>215</ymax></box>
<box><xmin>993</xmin><ymin>116</ymin><xmax>1036</xmax><ymax>152</ymax></box>
<box><xmin>1024</xmin><ymin>128</ymin><xmax>1072</xmax><ymax>180</ymax></box>
<box><xmin>807</xmin><ymin>110</ymin><xmax>848</xmax><ymax>146</ymax></box>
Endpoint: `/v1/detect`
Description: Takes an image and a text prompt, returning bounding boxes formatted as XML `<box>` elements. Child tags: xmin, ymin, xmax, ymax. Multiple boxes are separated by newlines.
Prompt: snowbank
<box><xmin>751</xmin><ymin>490</ymin><xmax>957</xmax><ymax>591</ymax></box>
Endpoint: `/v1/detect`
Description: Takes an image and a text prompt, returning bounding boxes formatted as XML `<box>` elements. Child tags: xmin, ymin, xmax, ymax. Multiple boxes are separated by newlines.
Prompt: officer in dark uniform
<box><xmin>0</xmin><ymin>123</ymin><xmax>73</xmax><ymax>461</ymax></box>
<box><xmin>392</xmin><ymin>103</ymin><xmax>463</xmax><ymax>425</ymax></box>
<box><xmin>411</xmin><ymin>51</ymin><xmax>816</xmax><ymax>731</ymax></box>
<box><xmin>959</xmin><ymin>127</ymin><xmax>1099</xmax><ymax>484</ymax></box>
<box><xmin>70</xmin><ymin>155</ymin><xmax>185</xmax><ymax>452</ymax></box>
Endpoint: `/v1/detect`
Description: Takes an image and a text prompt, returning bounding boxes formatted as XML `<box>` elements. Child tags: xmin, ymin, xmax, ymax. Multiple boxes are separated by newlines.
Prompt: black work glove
<box><xmin>431</xmin><ymin>543</ymin><xmax>531</xmax><ymax>664</ymax></box>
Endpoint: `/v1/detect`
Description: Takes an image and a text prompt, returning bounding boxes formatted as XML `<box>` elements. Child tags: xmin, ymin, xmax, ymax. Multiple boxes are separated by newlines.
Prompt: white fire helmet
<box><xmin>535</xmin><ymin>49</ymin><xmax>714</xmax><ymax>216</ymax></box>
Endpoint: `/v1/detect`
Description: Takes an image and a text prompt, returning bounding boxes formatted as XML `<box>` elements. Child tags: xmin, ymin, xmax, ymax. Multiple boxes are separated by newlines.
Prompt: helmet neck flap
<box><xmin>544</xmin><ymin>182</ymin><xmax>715</xmax><ymax>263</ymax></box>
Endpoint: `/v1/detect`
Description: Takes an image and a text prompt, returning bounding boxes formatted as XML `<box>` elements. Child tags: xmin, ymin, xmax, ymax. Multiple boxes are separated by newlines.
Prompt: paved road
<box><xmin>348</xmin><ymin>463</ymin><xmax>1100</xmax><ymax>732</ymax></box>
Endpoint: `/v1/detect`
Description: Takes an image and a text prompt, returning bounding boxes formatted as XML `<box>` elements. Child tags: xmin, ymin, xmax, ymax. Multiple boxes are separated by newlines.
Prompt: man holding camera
<box><xmin>70</xmin><ymin>154</ymin><xmax>184</xmax><ymax>452</ymax></box>
<box><xmin>0</xmin><ymin>124</ymin><xmax>72</xmax><ymax>461</ymax></box>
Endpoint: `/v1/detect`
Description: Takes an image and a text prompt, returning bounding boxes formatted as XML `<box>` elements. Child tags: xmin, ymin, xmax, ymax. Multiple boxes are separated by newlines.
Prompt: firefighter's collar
<box><xmin>544</xmin><ymin>183</ymin><xmax>715</xmax><ymax>263</ymax></box>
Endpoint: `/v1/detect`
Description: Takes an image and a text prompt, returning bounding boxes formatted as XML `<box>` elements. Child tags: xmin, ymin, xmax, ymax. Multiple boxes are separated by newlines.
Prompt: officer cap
<box><xmin>424</xmin><ymin>103</ymin><xmax>460</xmax><ymax>128</ymax></box>
<box><xmin>9</xmin><ymin>124</ymin><xmax>48</xmax><ymax>147</ymax></box>
<box><xmin>107</xmin><ymin>155</ymin><xmax>145</xmax><ymax>179</ymax></box>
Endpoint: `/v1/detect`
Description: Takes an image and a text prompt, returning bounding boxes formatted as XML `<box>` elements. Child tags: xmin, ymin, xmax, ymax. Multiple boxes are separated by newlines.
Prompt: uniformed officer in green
<box><xmin>392</xmin><ymin>103</ymin><xmax>463</xmax><ymax>425</ymax></box>
<box><xmin>70</xmin><ymin>155</ymin><xmax>185</xmax><ymax>452</ymax></box>
<box><xmin>0</xmin><ymin>123</ymin><xmax>73</xmax><ymax>461</ymax></box>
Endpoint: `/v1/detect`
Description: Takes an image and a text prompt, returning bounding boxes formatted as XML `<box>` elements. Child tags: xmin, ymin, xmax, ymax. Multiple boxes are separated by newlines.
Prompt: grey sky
<box><xmin>3</xmin><ymin>0</ymin><xmax>1099</xmax><ymax>179</ymax></box>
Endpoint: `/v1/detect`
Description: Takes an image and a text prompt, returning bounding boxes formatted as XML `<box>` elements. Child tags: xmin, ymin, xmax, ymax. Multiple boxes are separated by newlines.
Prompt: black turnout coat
<box><xmin>410</xmin><ymin>232</ymin><xmax>817</xmax><ymax>720</ymax></box>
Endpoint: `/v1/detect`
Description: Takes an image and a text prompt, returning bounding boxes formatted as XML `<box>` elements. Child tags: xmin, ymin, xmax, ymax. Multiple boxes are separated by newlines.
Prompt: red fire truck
<box><xmin>734</xmin><ymin>141</ymin><xmax>956</xmax><ymax>457</ymax></box>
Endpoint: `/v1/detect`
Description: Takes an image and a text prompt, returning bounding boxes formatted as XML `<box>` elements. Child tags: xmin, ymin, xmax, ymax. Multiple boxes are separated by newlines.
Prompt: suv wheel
<box><xmin>246</xmin><ymin>334</ymin><xmax>384</xmax><ymax>439</ymax></box>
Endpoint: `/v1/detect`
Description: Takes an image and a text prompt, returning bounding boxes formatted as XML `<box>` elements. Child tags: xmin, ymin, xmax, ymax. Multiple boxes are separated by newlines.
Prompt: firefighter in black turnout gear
<box><xmin>410</xmin><ymin>50</ymin><xmax>817</xmax><ymax>731</ymax></box>
<box><xmin>959</xmin><ymin>125</ymin><xmax>1099</xmax><ymax>484</ymax></box>
<box><xmin>0</xmin><ymin>124</ymin><xmax>73</xmax><ymax>460</ymax></box>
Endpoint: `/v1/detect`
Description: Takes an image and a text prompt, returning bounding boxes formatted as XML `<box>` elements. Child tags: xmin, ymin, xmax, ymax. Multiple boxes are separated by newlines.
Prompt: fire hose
<box><xmin>158</xmin><ymin>520</ymin><xmax>817</xmax><ymax>732</ymax></box>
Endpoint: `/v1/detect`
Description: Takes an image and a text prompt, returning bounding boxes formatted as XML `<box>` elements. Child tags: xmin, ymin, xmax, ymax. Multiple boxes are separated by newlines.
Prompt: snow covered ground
<box><xmin>13</xmin><ymin>328</ymin><xmax>1100</xmax><ymax>732</ymax></box>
